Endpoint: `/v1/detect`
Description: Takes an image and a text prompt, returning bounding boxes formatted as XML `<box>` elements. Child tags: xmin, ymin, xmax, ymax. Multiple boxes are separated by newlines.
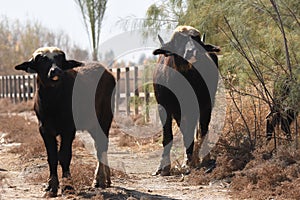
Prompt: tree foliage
<box><xmin>75</xmin><ymin>0</ymin><xmax>107</xmax><ymax>61</ymax></box>
<box><xmin>144</xmin><ymin>0</ymin><xmax>299</xmax><ymax>103</ymax></box>
<box><xmin>0</xmin><ymin>17</ymin><xmax>88</xmax><ymax>75</ymax></box>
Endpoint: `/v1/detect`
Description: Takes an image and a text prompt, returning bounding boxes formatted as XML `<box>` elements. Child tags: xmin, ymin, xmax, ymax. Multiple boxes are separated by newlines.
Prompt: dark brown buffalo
<box><xmin>266</xmin><ymin>77</ymin><xmax>298</xmax><ymax>141</ymax></box>
<box><xmin>15</xmin><ymin>47</ymin><xmax>115</xmax><ymax>197</ymax></box>
<box><xmin>152</xmin><ymin>26</ymin><xmax>220</xmax><ymax>176</ymax></box>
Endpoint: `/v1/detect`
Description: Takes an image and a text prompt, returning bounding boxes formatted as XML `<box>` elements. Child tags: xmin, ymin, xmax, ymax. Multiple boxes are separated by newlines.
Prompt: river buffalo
<box><xmin>15</xmin><ymin>47</ymin><xmax>115</xmax><ymax>197</ymax></box>
<box><xmin>152</xmin><ymin>26</ymin><xmax>220</xmax><ymax>176</ymax></box>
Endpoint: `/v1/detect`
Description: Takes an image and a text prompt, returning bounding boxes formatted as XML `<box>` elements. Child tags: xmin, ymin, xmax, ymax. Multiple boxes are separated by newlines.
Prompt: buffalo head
<box><xmin>15</xmin><ymin>47</ymin><xmax>83</xmax><ymax>87</ymax></box>
<box><xmin>153</xmin><ymin>27</ymin><xmax>220</xmax><ymax>70</ymax></box>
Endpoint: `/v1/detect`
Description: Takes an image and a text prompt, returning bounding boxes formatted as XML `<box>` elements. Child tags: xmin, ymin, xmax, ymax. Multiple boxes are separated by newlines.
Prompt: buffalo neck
<box><xmin>36</xmin><ymin>75</ymin><xmax>73</xmax><ymax>111</ymax></box>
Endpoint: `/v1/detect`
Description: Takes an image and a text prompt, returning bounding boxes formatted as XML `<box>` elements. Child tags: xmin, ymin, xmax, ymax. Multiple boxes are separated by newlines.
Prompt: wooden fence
<box><xmin>0</xmin><ymin>66</ymin><xmax>155</xmax><ymax>118</ymax></box>
<box><xmin>0</xmin><ymin>74</ymin><xmax>37</xmax><ymax>103</ymax></box>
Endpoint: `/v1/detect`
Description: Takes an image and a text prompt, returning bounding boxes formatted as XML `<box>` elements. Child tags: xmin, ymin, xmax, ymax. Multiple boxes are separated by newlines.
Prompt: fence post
<box><xmin>9</xmin><ymin>76</ymin><xmax>13</xmax><ymax>100</ymax></box>
<box><xmin>17</xmin><ymin>75</ymin><xmax>22</xmax><ymax>102</ymax></box>
<box><xmin>115</xmin><ymin>68</ymin><xmax>120</xmax><ymax>116</ymax></box>
<box><xmin>0</xmin><ymin>76</ymin><xmax>2</xmax><ymax>98</ymax></box>
<box><xmin>125</xmin><ymin>67</ymin><xmax>130</xmax><ymax>116</ymax></box>
<box><xmin>27</xmin><ymin>75</ymin><xmax>32</xmax><ymax>99</ymax></box>
<box><xmin>12</xmin><ymin>75</ymin><xmax>17</xmax><ymax>103</ymax></box>
<box><xmin>4</xmin><ymin>76</ymin><xmax>8</xmax><ymax>98</ymax></box>
<box><xmin>145</xmin><ymin>81</ymin><xmax>150</xmax><ymax>122</ymax></box>
<box><xmin>33</xmin><ymin>74</ymin><xmax>37</xmax><ymax>96</ymax></box>
<box><xmin>134</xmin><ymin>66</ymin><xmax>139</xmax><ymax>116</ymax></box>
<box><xmin>22</xmin><ymin>75</ymin><xmax>27</xmax><ymax>101</ymax></box>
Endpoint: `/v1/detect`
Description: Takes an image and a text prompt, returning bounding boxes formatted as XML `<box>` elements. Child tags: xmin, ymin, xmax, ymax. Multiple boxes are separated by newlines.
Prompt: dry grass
<box><xmin>0</xmin><ymin>98</ymin><xmax>34</xmax><ymax>113</ymax></box>
<box><xmin>2</xmin><ymin>94</ymin><xmax>300</xmax><ymax>199</ymax></box>
<box><xmin>115</xmin><ymin>115</ymin><xmax>162</xmax><ymax>151</ymax></box>
<box><xmin>186</xmin><ymin>93</ymin><xmax>300</xmax><ymax>199</ymax></box>
<box><xmin>224</xmin><ymin>95</ymin><xmax>300</xmax><ymax>200</ymax></box>
<box><xmin>0</xmin><ymin>115</ymin><xmax>44</xmax><ymax>159</ymax></box>
<box><xmin>231</xmin><ymin>147</ymin><xmax>300</xmax><ymax>200</ymax></box>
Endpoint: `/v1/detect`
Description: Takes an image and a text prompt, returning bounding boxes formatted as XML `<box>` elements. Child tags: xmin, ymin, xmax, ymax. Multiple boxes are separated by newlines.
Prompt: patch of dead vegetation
<box><xmin>186</xmin><ymin>95</ymin><xmax>300</xmax><ymax>200</ymax></box>
<box><xmin>117</xmin><ymin>131</ymin><xmax>162</xmax><ymax>154</ymax></box>
<box><xmin>0</xmin><ymin>115</ymin><xmax>44</xmax><ymax>160</ymax></box>
<box><xmin>225</xmin><ymin>95</ymin><xmax>300</xmax><ymax>200</ymax></box>
<box><xmin>0</xmin><ymin>99</ymin><xmax>34</xmax><ymax>113</ymax></box>
<box><xmin>230</xmin><ymin>146</ymin><xmax>300</xmax><ymax>200</ymax></box>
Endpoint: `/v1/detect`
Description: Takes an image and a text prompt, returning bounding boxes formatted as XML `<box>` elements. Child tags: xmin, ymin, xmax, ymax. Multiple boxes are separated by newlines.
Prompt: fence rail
<box><xmin>0</xmin><ymin>66</ymin><xmax>155</xmax><ymax>118</ymax></box>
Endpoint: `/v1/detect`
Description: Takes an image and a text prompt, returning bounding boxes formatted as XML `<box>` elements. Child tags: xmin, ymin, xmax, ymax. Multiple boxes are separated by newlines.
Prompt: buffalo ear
<box><xmin>204</xmin><ymin>44</ymin><xmax>221</xmax><ymax>53</ymax></box>
<box><xmin>152</xmin><ymin>49</ymin><xmax>175</xmax><ymax>57</ymax></box>
<box><xmin>153</xmin><ymin>48</ymin><xmax>166</xmax><ymax>55</ymax></box>
<box><xmin>201</xmin><ymin>33</ymin><xmax>206</xmax><ymax>43</ymax></box>
<box><xmin>63</xmin><ymin>60</ymin><xmax>84</xmax><ymax>70</ymax></box>
<box><xmin>153</xmin><ymin>48</ymin><xmax>174</xmax><ymax>57</ymax></box>
<box><xmin>15</xmin><ymin>60</ymin><xmax>37</xmax><ymax>73</ymax></box>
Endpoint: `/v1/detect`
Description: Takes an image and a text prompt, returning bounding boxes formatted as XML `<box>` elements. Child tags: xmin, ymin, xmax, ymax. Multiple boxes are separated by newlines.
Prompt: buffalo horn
<box><xmin>158</xmin><ymin>34</ymin><xmax>165</xmax><ymax>46</ymax></box>
<box><xmin>201</xmin><ymin>33</ymin><xmax>206</xmax><ymax>43</ymax></box>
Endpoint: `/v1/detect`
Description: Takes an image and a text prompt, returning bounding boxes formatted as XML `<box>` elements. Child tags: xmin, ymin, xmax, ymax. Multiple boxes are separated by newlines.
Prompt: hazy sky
<box><xmin>0</xmin><ymin>0</ymin><xmax>154</xmax><ymax>50</ymax></box>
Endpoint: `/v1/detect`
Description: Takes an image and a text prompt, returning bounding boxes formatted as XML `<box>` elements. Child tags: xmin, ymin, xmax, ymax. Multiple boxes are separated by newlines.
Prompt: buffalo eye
<box><xmin>34</xmin><ymin>54</ymin><xmax>49</xmax><ymax>64</ymax></box>
<box><xmin>191</xmin><ymin>35</ymin><xmax>201</xmax><ymax>43</ymax></box>
<box><xmin>34</xmin><ymin>54</ymin><xmax>43</xmax><ymax>62</ymax></box>
<box><xmin>53</xmin><ymin>54</ymin><xmax>66</xmax><ymax>67</ymax></box>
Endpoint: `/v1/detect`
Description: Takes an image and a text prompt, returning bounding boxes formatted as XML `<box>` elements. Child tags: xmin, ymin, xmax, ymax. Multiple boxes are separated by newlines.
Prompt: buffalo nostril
<box><xmin>184</xmin><ymin>49</ymin><xmax>193</xmax><ymax>59</ymax></box>
<box><xmin>52</xmin><ymin>75</ymin><xmax>59</xmax><ymax>81</ymax></box>
<box><xmin>185</xmin><ymin>49</ymin><xmax>197</xmax><ymax>64</ymax></box>
<box><xmin>48</xmin><ymin>67</ymin><xmax>62</xmax><ymax>81</ymax></box>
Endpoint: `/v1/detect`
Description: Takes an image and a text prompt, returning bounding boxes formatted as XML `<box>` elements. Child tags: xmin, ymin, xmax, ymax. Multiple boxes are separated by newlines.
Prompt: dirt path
<box><xmin>78</xmin><ymin>131</ymin><xmax>230</xmax><ymax>200</ymax></box>
<box><xmin>0</xmin><ymin>112</ymin><xmax>230</xmax><ymax>199</ymax></box>
<box><xmin>0</xmin><ymin>142</ymin><xmax>45</xmax><ymax>199</ymax></box>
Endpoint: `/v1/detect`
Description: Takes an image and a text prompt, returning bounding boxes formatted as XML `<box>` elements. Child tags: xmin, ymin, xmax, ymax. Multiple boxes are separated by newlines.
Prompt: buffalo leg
<box><xmin>266</xmin><ymin>112</ymin><xmax>280</xmax><ymax>141</ymax></box>
<box><xmin>59</xmin><ymin>132</ymin><xmax>75</xmax><ymax>194</ymax></box>
<box><xmin>199</xmin><ymin>106</ymin><xmax>211</xmax><ymax>138</ymax></box>
<box><xmin>59</xmin><ymin>132</ymin><xmax>75</xmax><ymax>177</ymax></box>
<box><xmin>94</xmin><ymin>151</ymin><xmax>111</xmax><ymax>188</ymax></box>
<box><xmin>153</xmin><ymin>105</ymin><xmax>173</xmax><ymax>176</ymax></box>
<box><xmin>93</xmin><ymin>150</ymin><xmax>110</xmax><ymax>188</ymax></box>
<box><xmin>90</xmin><ymin>127</ymin><xmax>111</xmax><ymax>188</ymax></box>
<box><xmin>176</xmin><ymin>115</ymin><xmax>197</xmax><ymax>168</ymax></box>
<box><xmin>93</xmin><ymin>100</ymin><xmax>113</xmax><ymax>188</ymax></box>
<box><xmin>103</xmin><ymin>151</ymin><xmax>111</xmax><ymax>187</ymax></box>
<box><xmin>281</xmin><ymin>109</ymin><xmax>295</xmax><ymax>140</ymax></box>
<box><xmin>198</xmin><ymin>106</ymin><xmax>212</xmax><ymax>166</ymax></box>
<box><xmin>40</xmin><ymin>127</ymin><xmax>59</xmax><ymax>197</ymax></box>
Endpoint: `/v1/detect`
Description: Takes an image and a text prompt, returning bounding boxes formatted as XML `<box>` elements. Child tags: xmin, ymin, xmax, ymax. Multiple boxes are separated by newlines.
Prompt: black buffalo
<box><xmin>15</xmin><ymin>47</ymin><xmax>115</xmax><ymax>197</ymax></box>
<box><xmin>152</xmin><ymin>26</ymin><xmax>220</xmax><ymax>176</ymax></box>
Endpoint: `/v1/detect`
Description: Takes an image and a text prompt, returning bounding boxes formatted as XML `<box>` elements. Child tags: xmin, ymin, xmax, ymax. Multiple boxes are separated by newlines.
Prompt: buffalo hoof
<box><xmin>152</xmin><ymin>165</ymin><xmax>171</xmax><ymax>176</ymax></box>
<box><xmin>181</xmin><ymin>164</ymin><xmax>191</xmax><ymax>175</ymax></box>
<box><xmin>93</xmin><ymin>180</ymin><xmax>110</xmax><ymax>189</ymax></box>
<box><xmin>266</xmin><ymin>134</ymin><xmax>272</xmax><ymax>142</ymax></box>
<box><xmin>106</xmin><ymin>179</ymin><xmax>111</xmax><ymax>187</ymax></box>
<box><xmin>61</xmin><ymin>177</ymin><xmax>75</xmax><ymax>195</ymax></box>
<box><xmin>61</xmin><ymin>183</ymin><xmax>75</xmax><ymax>195</ymax></box>
<box><xmin>205</xmin><ymin>164</ymin><xmax>216</xmax><ymax>174</ymax></box>
<box><xmin>44</xmin><ymin>176</ymin><xmax>59</xmax><ymax>198</ymax></box>
<box><xmin>43</xmin><ymin>190</ymin><xmax>58</xmax><ymax>198</ymax></box>
<box><xmin>62</xmin><ymin>185</ymin><xmax>76</xmax><ymax>195</ymax></box>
